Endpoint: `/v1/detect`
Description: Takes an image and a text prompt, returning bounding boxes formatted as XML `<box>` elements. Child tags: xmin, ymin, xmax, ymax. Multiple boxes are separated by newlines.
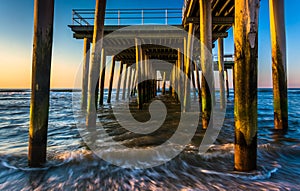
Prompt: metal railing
<box><xmin>72</xmin><ymin>8</ymin><xmax>183</xmax><ymax>26</ymax></box>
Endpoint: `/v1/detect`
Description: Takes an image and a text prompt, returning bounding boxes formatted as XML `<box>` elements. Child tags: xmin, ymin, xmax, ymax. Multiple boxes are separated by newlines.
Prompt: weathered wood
<box><xmin>218</xmin><ymin>38</ymin><xmax>226</xmax><ymax>109</ymax></box>
<box><xmin>191</xmin><ymin>65</ymin><xmax>197</xmax><ymax>101</ymax></box>
<box><xmin>195</xmin><ymin>61</ymin><xmax>202</xmax><ymax>105</ymax></box>
<box><xmin>162</xmin><ymin>72</ymin><xmax>166</xmax><ymax>95</ymax></box>
<box><xmin>81</xmin><ymin>38</ymin><xmax>91</xmax><ymax>110</ymax></box>
<box><xmin>86</xmin><ymin>0</ymin><xmax>107</xmax><ymax>127</ymax></box>
<box><xmin>122</xmin><ymin>64</ymin><xmax>128</xmax><ymax>100</ymax></box>
<box><xmin>270</xmin><ymin>0</ymin><xmax>288</xmax><ymax>130</ymax></box>
<box><xmin>107</xmin><ymin>56</ymin><xmax>116</xmax><ymax>103</ymax></box>
<box><xmin>135</xmin><ymin>38</ymin><xmax>143</xmax><ymax>109</ymax></box>
<box><xmin>172</xmin><ymin>65</ymin><xmax>176</xmax><ymax>98</ymax></box>
<box><xmin>28</xmin><ymin>0</ymin><xmax>54</xmax><ymax>167</ymax></box>
<box><xmin>130</xmin><ymin>68</ymin><xmax>136</xmax><ymax>97</ymax></box>
<box><xmin>184</xmin><ymin>23</ymin><xmax>194</xmax><ymax>112</ymax></box>
<box><xmin>99</xmin><ymin>48</ymin><xmax>106</xmax><ymax>106</ymax></box>
<box><xmin>116</xmin><ymin>62</ymin><xmax>123</xmax><ymax>100</ymax></box>
<box><xmin>127</xmin><ymin>66</ymin><xmax>132</xmax><ymax>99</ymax></box>
<box><xmin>234</xmin><ymin>0</ymin><xmax>260</xmax><ymax>172</ymax></box>
<box><xmin>200</xmin><ymin>0</ymin><xmax>213</xmax><ymax>129</ymax></box>
<box><xmin>225</xmin><ymin>68</ymin><xmax>230</xmax><ymax>98</ymax></box>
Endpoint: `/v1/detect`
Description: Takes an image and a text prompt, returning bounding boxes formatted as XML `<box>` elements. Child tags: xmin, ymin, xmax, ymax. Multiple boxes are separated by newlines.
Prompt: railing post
<box><xmin>165</xmin><ymin>9</ymin><xmax>168</xmax><ymax>25</ymax></box>
<box><xmin>142</xmin><ymin>10</ymin><xmax>144</xmax><ymax>25</ymax></box>
<box><xmin>118</xmin><ymin>10</ymin><xmax>120</xmax><ymax>26</ymax></box>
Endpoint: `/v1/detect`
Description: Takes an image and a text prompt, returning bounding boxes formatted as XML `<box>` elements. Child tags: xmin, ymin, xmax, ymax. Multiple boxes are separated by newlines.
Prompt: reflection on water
<box><xmin>0</xmin><ymin>89</ymin><xmax>299</xmax><ymax>190</ymax></box>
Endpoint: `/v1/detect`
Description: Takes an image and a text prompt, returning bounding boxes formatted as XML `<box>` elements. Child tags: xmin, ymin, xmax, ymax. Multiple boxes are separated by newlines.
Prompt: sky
<box><xmin>0</xmin><ymin>0</ymin><xmax>299</xmax><ymax>89</ymax></box>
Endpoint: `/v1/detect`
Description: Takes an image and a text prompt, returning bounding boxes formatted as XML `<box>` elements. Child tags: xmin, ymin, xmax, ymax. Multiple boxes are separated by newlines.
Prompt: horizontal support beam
<box><xmin>185</xmin><ymin>16</ymin><xmax>234</xmax><ymax>25</ymax></box>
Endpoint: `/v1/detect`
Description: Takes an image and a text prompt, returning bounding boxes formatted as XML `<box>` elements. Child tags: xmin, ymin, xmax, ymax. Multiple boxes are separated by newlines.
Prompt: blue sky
<box><xmin>0</xmin><ymin>0</ymin><xmax>299</xmax><ymax>88</ymax></box>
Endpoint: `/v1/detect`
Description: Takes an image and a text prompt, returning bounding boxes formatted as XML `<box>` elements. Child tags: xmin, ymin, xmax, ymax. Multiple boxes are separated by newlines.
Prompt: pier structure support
<box><xmin>225</xmin><ymin>68</ymin><xmax>230</xmax><ymax>98</ymax></box>
<box><xmin>218</xmin><ymin>38</ymin><xmax>226</xmax><ymax>109</ymax></box>
<box><xmin>195</xmin><ymin>58</ymin><xmax>201</xmax><ymax>105</ymax></box>
<box><xmin>99</xmin><ymin>48</ymin><xmax>106</xmax><ymax>106</ymax></box>
<box><xmin>28</xmin><ymin>0</ymin><xmax>54</xmax><ymax>167</ymax></box>
<box><xmin>86</xmin><ymin>0</ymin><xmax>107</xmax><ymax>127</ymax></box>
<box><xmin>191</xmin><ymin>64</ymin><xmax>197</xmax><ymax>100</ymax></box>
<box><xmin>127</xmin><ymin>65</ymin><xmax>133</xmax><ymax>99</ymax></box>
<box><xmin>135</xmin><ymin>38</ymin><xmax>144</xmax><ymax>109</ymax></box>
<box><xmin>183</xmin><ymin>23</ymin><xmax>194</xmax><ymax>112</ymax></box>
<box><xmin>269</xmin><ymin>0</ymin><xmax>288</xmax><ymax>130</ymax></box>
<box><xmin>176</xmin><ymin>51</ymin><xmax>182</xmax><ymax>101</ymax></box>
<box><xmin>107</xmin><ymin>56</ymin><xmax>116</xmax><ymax>103</ymax></box>
<box><xmin>116</xmin><ymin>62</ymin><xmax>123</xmax><ymax>101</ymax></box>
<box><xmin>200</xmin><ymin>0</ymin><xmax>213</xmax><ymax>129</ymax></box>
<box><xmin>171</xmin><ymin>63</ymin><xmax>176</xmax><ymax>98</ymax></box>
<box><xmin>234</xmin><ymin>0</ymin><xmax>260</xmax><ymax>172</ymax></box>
<box><xmin>122</xmin><ymin>64</ymin><xmax>128</xmax><ymax>100</ymax></box>
<box><xmin>131</xmin><ymin>67</ymin><xmax>136</xmax><ymax>97</ymax></box>
<box><xmin>162</xmin><ymin>72</ymin><xmax>166</xmax><ymax>95</ymax></box>
<box><xmin>81</xmin><ymin>38</ymin><xmax>91</xmax><ymax>110</ymax></box>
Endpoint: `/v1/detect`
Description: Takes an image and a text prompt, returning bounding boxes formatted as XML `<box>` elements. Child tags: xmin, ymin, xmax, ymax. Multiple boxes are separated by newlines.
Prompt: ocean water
<box><xmin>0</xmin><ymin>89</ymin><xmax>299</xmax><ymax>190</ymax></box>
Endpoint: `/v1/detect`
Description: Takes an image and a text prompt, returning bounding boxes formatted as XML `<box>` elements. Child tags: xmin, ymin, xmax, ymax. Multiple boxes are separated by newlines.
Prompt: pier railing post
<box><xmin>82</xmin><ymin>38</ymin><xmax>91</xmax><ymax>110</ymax></box>
<box><xmin>218</xmin><ymin>38</ymin><xmax>225</xmax><ymax>109</ymax></box>
<box><xmin>28</xmin><ymin>0</ymin><xmax>54</xmax><ymax>167</ymax></box>
<box><xmin>269</xmin><ymin>0</ymin><xmax>288</xmax><ymax>130</ymax></box>
<box><xmin>234</xmin><ymin>0</ymin><xmax>260</xmax><ymax>172</ymax></box>
<box><xmin>86</xmin><ymin>0</ymin><xmax>107</xmax><ymax>127</ymax></box>
<box><xmin>107</xmin><ymin>56</ymin><xmax>116</xmax><ymax>103</ymax></box>
<box><xmin>200</xmin><ymin>0</ymin><xmax>213</xmax><ymax>129</ymax></box>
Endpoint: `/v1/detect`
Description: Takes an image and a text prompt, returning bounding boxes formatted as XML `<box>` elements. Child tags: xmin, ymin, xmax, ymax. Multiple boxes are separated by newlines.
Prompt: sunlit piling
<box><xmin>81</xmin><ymin>38</ymin><xmax>91</xmax><ymax>109</ymax></box>
<box><xmin>86</xmin><ymin>0</ymin><xmax>107</xmax><ymax>127</ymax></box>
<box><xmin>218</xmin><ymin>38</ymin><xmax>225</xmax><ymax>109</ymax></box>
<box><xmin>200</xmin><ymin>0</ymin><xmax>213</xmax><ymax>129</ymax></box>
<box><xmin>99</xmin><ymin>48</ymin><xmax>106</xmax><ymax>106</ymax></box>
<box><xmin>122</xmin><ymin>64</ymin><xmax>128</xmax><ymax>100</ymax></box>
<box><xmin>270</xmin><ymin>0</ymin><xmax>288</xmax><ymax>130</ymax></box>
<box><xmin>162</xmin><ymin>72</ymin><xmax>166</xmax><ymax>95</ymax></box>
<box><xmin>28</xmin><ymin>0</ymin><xmax>54</xmax><ymax>167</ymax></box>
<box><xmin>135</xmin><ymin>38</ymin><xmax>144</xmax><ymax>109</ymax></box>
<box><xmin>116</xmin><ymin>62</ymin><xmax>124</xmax><ymax>100</ymax></box>
<box><xmin>127</xmin><ymin>66</ymin><xmax>133</xmax><ymax>99</ymax></box>
<box><xmin>234</xmin><ymin>0</ymin><xmax>260</xmax><ymax>172</ymax></box>
<box><xmin>107</xmin><ymin>56</ymin><xmax>116</xmax><ymax>104</ymax></box>
<box><xmin>183</xmin><ymin>23</ymin><xmax>194</xmax><ymax>112</ymax></box>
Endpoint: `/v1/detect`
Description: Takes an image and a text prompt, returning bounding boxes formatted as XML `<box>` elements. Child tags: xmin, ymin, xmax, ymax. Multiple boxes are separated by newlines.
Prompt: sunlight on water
<box><xmin>0</xmin><ymin>89</ymin><xmax>299</xmax><ymax>190</ymax></box>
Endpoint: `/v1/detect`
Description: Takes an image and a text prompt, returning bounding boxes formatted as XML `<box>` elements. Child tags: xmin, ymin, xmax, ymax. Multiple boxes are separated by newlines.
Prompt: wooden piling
<box><xmin>122</xmin><ymin>64</ymin><xmax>128</xmax><ymax>100</ymax></box>
<box><xmin>116</xmin><ymin>62</ymin><xmax>123</xmax><ymax>101</ymax></box>
<box><xmin>86</xmin><ymin>0</ymin><xmax>107</xmax><ymax>127</ymax></box>
<box><xmin>225</xmin><ymin>68</ymin><xmax>230</xmax><ymax>98</ymax></box>
<box><xmin>195</xmin><ymin>59</ymin><xmax>201</xmax><ymax>105</ymax></box>
<box><xmin>81</xmin><ymin>38</ymin><xmax>91</xmax><ymax>110</ymax></box>
<box><xmin>270</xmin><ymin>0</ymin><xmax>288</xmax><ymax>130</ymax></box>
<box><xmin>162</xmin><ymin>72</ymin><xmax>166</xmax><ymax>95</ymax></box>
<box><xmin>99</xmin><ymin>48</ymin><xmax>106</xmax><ymax>106</ymax></box>
<box><xmin>135</xmin><ymin>38</ymin><xmax>143</xmax><ymax>109</ymax></box>
<box><xmin>191</xmin><ymin>64</ymin><xmax>197</xmax><ymax>100</ymax></box>
<box><xmin>28</xmin><ymin>0</ymin><xmax>54</xmax><ymax>167</ymax></box>
<box><xmin>200</xmin><ymin>0</ymin><xmax>213</xmax><ymax>129</ymax></box>
<box><xmin>107</xmin><ymin>56</ymin><xmax>116</xmax><ymax>104</ymax></box>
<box><xmin>131</xmin><ymin>68</ymin><xmax>136</xmax><ymax>97</ymax></box>
<box><xmin>184</xmin><ymin>23</ymin><xmax>194</xmax><ymax>112</ymax></box>
<box><xmin>127</xmin><ymin>66</ymin><xmax>132</xmax><ymax>99</ymax></box>
<box><xmin>234</xmin><ymin>0</ymin><xmax>260</xmax><ymax>172</ymax></box>
<box><xmin>218</xmin><ymin>38</ymin><xmax>226</xmax><ymax>109</ymax></box>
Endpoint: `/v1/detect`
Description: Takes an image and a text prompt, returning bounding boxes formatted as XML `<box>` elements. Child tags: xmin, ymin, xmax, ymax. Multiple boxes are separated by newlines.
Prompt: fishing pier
<box><xmin>29</xmin><ymin>0</ymin><xmax>287</xmax><ymax>173</ymax></box>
